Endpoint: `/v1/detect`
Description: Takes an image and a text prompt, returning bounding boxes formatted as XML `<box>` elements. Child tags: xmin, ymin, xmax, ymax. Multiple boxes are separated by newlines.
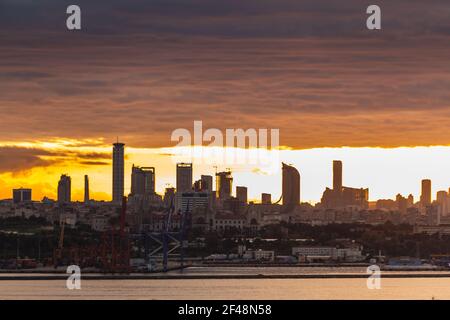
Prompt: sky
<box><xmin>1</xmin><ymin>0</ymin><xmax>450</xmax><ymax>202</ymax></box>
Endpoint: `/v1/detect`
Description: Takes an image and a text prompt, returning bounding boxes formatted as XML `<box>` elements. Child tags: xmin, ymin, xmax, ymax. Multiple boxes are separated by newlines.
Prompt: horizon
<box><xmin>2</xmin><ymin>141</ymin><xmax>450</xmax><ymax>204</ymax></box>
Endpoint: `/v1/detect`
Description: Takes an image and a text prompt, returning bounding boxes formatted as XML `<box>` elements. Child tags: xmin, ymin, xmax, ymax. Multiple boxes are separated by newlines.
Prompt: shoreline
<box><xmin>2</xmin><ymin>273</ymin><xmax>450</xmax><ymax>280</ymax></box>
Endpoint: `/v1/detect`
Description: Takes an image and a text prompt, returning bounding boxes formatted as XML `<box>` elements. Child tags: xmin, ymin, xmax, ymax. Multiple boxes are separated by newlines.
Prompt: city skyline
<box><xmin>1</xmin><ymin>1</ymin><xmax>450</xmax><ymax>203</ymax></box>
<box><xmin>3</xmin><ymin>141</ymin><xmax>450</xmax><ymax>205</ymax></box>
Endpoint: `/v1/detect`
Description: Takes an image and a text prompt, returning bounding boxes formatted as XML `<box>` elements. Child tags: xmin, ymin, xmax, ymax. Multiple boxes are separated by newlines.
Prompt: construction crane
<box><xmin>135</xmin><ymin>197</ymin><xmax>191</xmax><ymax>272</ymax></box>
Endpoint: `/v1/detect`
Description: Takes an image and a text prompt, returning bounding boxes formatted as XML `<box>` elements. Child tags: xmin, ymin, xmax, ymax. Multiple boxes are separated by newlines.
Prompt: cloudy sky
<box><xmin>1</xmin><ymin>0</ymin><xmax>450</xmax><ymax>202</ymax></box>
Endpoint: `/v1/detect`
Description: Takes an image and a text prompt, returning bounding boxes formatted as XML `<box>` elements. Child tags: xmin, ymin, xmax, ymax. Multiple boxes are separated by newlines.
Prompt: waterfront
<box><xmin>1</xmin><ymin>267</ymin><xmax>450</xmax><ymax>299</ymax></box>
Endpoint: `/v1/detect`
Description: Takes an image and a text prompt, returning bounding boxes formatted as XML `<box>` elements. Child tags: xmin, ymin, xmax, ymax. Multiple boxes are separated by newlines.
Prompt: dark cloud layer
<box><xmin>1</xmin><ymin>1</ymin><xmax>450</xmax><ymax>149</ymax></box>
<box><xmin>0</xmin><ymin>146</ymin><xmax>110</xmax><ymax>173</ymax></box>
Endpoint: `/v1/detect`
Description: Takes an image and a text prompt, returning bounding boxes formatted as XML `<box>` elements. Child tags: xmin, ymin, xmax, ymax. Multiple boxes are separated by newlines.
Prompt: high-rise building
<box><xmin>321</xmin><ymin>161</ymin><xmax>369</xmax><ymax>209</ymax></box>
<box><xmin>176</xmin><ymin>163</ymin><xmax>193</xmax><ymax>193</ymax></box>
<box><xmin>84</xmin><ymin>175</ymin><xmax>89</xmax><ymax>203</ymax></box>
<box><xmin>112</xmin><ymin>142</ymin><xmax>125</xmax><ymax>203</ymax></box>
<box><xmin>420</xmin><ymin>179</ymin><xmax>432</xmax><ymax>207</ymax></box>
<box><xmin>13</xmin><ymin>188</ymin><xmax>31</xmax><ymax>203</ymax></box>
<box><xmin>262</xmin><ymin>193</ymin><xmax>272</xmax><ymax>204</ymax></box>
<box><xmin>131</xmin><ymin>165</ymin><xmax>155</xmax><ymax>195</ymax></box>
<box><xmin>436</xmin><ymin>190</ymin><xmax>448</xmax><ymax>217</ymax></box>
<box><xmin>57</xmin><ymin>174</ymin><xmax>71</xmax><ymax>203</ymax></box>
<box><xmin>333</xmin><ymin>160</ymin><xmax>343</xmax><ymax>192</ymax></box>
<box><xmin>216</xmin><ymin>171</ymin><xmax>233</xmax><ymax>200</ymax></box>
<box><xmin>282</xmin><ymin>163</ymin><xmax>300</xmax><ymax>213</ymax></box>
<box><xmin>201</xmin><ymin>175</ymin><xmax>213</xmax><ymax>193</ymax></box>
<box><xmin>236</xmin><ymin>186</ymin><xmax>248</xmax><ymax>204</ymax></box>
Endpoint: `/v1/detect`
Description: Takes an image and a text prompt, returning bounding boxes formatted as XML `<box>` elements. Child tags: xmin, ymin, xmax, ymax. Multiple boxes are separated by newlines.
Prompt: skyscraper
<box><xmin>262</xmin><ymin>193</ymin><xmax>272</xmax><ymax>204</ymax></box>
<box><xmin>420</xmin><ymin>179</ymin><xmax>432</xmax><ymax>207</ymax></box>
<box><xmin>216</xmin><ymin>171</ymin><xmax>233</xmax><ymax>200</ymax></box>
<box><xmin>131</xmin><ymin>165</ymin><xmax>155</xmax><ymax>195</ymax></box>
<box><xmin>333</xmin><ymin>160</ymin><xmax>343</xmax><ymax>192</ymax></box>
<box><xmin>176</xmin><ymin>163</ymin><xmax>193</xmax><ymax>193</ymax></box>
<box><xmin>282</xmin><ymin>163</ymin><xmax>300</xmax><ymax>213</ymax></box>
<box><xmin>57</xmin><ymin>174</ymin><xmax>71</xmax><ymax>203</ymax></box>
<box><xmin>201</xmin><ymin>175</ymin><xmax>213</xmax><ymax>193</ymax></box>
<box><xmin>436</xmin><ymin>190</ymin><xmax>448</xmax><ymax>217</ymax></box>
<box><xmin>112</xmin><ymin>142</ymin><xmax>125</xmax><ymax>203</ymax></box>
<box><xmin>13</xmin><ymin>188</ymin><xmax>32</xmax><ymax>203</ymax></box>
<box><xmin>236</xmin><ymin>186</ymin><xmax>248</xmax><ymax>204</ymax></box>
<box><xmin>84</xmin><ymin>175</ymin><xmax>89</xmax><ymax>203</ymax></box>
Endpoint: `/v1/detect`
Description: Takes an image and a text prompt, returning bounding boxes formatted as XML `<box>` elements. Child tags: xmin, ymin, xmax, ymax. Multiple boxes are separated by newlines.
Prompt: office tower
<box><xmin>176</xmin><ymin>163</ymin><xmax>193</xmax><ymax>193</ymax></box>
<box><xmin>57</xmin><ymin>174</ymin><xmax>71</xmax><ymax>203</ymax></box>
<box><xmin>282</xmin><ymin>163</ymin><xmax>300</xmax><ymax>213</ymax></box>
<box><xmin>436</xmin><ymin>191</ymin><xmax>448</xmax><ymax>217</ymax></box>
<box><xmin>131</xmin><ymin>165</ymin><xmax>155</xmax><ymax>195</ymax></box>
<box><xmin>112</xmin><ymin>142</ymin><xmax>125</xmax><ymax>203</ymax></box>
<box><xmin>84</xmin><ymin>175</ymin><xmax>89</xmax><ymax>203</ymax></box>
<box><xmin>420</xmin><ymin>179</ymin><xmax>432</xmax><ymax>206</ymax></box>
<box><xmin>178</xmin><ymin>191</ymin><xmax>212</xmax><ymax>214</ymax></box>
<box><xmin>201</xmin><ymin>175</ymin><xmax>213</xmax><ymax>193</ymax></box>
<box><xmin>236</xmin><ymin>186</ymin><xmax>248</xmax><ymax>204</ymax></box>
<box><xmin>333</xmin><ymin>160</ymin><xmax>343</xmax><ymax>192</ymax></box>
<box><xmin>262</xmin><ymin>193</ymin><xmax>272</xmax><ymax>204</ymax></box>
<box><xmin>12</xmin><ymin>188</ymin><xmax>32</xmax><ymax>203</ymax></box>
<box><xmin>216</xmin><ymin>171</ymin><xmax>233</xmax><ymax>200</ymax></box>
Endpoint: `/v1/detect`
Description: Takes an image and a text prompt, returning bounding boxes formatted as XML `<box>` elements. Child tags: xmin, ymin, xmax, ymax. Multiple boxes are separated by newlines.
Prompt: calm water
<box><xmin>1</xmin><ymin>267</ymin><xmax>450</xmax><ymax>300</ymax></box>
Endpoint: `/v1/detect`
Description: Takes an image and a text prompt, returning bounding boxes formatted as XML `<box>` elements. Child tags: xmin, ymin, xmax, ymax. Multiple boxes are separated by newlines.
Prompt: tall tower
<box><xmin>131</xmin><ymin>165</ymin><xmax>155</xmax><ymax>195</ymax></box>
<box><xmin>420</xmin><ymin>179</ymin><xmax>431</xmax><ymax>207</ymax></box>
<box><xmin>57</xmin><ymin>174</ymin><xmax>71</xmax><ymax>203</ymax></box>
<box><xmin>201</xmin><ymin>175</ymin><xmax>213</xmax><ymax>193</ymax></box>
<box><xmin>282</xmin><ymin>163</ymin><xmax>300</xmax><ymax>213</ymax></box>
<box><xmin>84</xmin><ymin>175</ymin><xmax>89</xmax><ymax>203</ymax></box>
<box><xmin>216</xmin><ymin>171</ymin><xmax>233</xmax><ymax>200</ymax></box>
<box><xmin>236</xmin><ymin>186</ymin><xmax>248</xmax><ymax>204</ymax></box>
<box><xmin>436</xmin><ymin>190</ymin><xmax>448</xmax><ymax>217</ymax></box>
<box><xmin>176</xmin><ymin>163</ymin><xmax>193</xmax><ymax>193</ymax></box>
<box><xmin>112</xmin><ymin>142</ymin><xmax>125</xmax><ymax>203</ymax></box>
<box><xmin>333</xmin><ymin>160</ymin><xmax>343</xmax><ymax>192</ymax></box>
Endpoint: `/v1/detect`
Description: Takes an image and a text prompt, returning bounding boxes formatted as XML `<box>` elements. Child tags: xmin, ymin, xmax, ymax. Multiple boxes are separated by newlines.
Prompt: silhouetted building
<box><xmin>57</xmin><ymin>174</ymin><xmax>71</xmax><ymax>203</ymax></box>
<box><xmin>426</xmin><ymin>204</ymin><xmax>440</xmax><ymax>225</ymax></box>
<box><xmin>321</xmin><ymin>160</ymin><xmax>368</xmax><ymax>209</ymax></box>
<box><xmin>176</xmin><ymin>163</ymin><xmax>193</xmax><ymax>193</ymax></box>
<box><xmin>201</xmin><ymin>175</ymin><xmax>213</xmax><ymax>193</ymax></box>
<box><xmin>13</xmin><ymin>188</ymin><xmax>31</xmax><ymax>203</ymax></box>
<box><xmin>436</xmin><ymin>190</ymin><xmax>448</xmax><ymax>217</ymax></box>
<box><xmin>262</xmin><ymin>193</ymin><xmax>272</xmax><ymax>204</ymax></box>
<box><xmin>177</xmin><ymin>191</ymin><xmax>212</xmax><ymax>214</ymax></box>
<box><xmin>333</xmin><ymin>160</ymin><xmax>343</xmax><ymax>193</ymax></box>
<box><xmin>223</xmin><ymin>197</ymin><xmax>243</xmax><ymax>215</ymax></box>
<box><xmin>112</xmin><ymin>142</ymin><xmax>125</xmax><ymax>203</ymax></box>
<box><xmin>131</xmin><ymin>165</ymin><xmax>155</xmax><ymax>195</ymax></box>
<box><xmin>84</xmin><ymin>175</ymin><xmax>89</xmax><ymax>203</ymax></box>
<box><xmin>420</xmin><ymin>179</ymin><xmax>432</xmax><ymax>207</ymax></box>
<box><xmin>282</xmin><ymin>163</ymin><xmax>300</xmax><ymax>213</ymax></box>
<box><xmin>216</xmin><ymin>171</ymin><xmax>233</xmax><ymax>201</ymax></box>
<box><xmin>396</xmin><ymin>194</ymin><xmax>408</xmax><ymax>214</ymax></box>
<box><xmin>236</xmin><ymin>186</ymin><xmax>248</xmax><ymax>204</ymax></box>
